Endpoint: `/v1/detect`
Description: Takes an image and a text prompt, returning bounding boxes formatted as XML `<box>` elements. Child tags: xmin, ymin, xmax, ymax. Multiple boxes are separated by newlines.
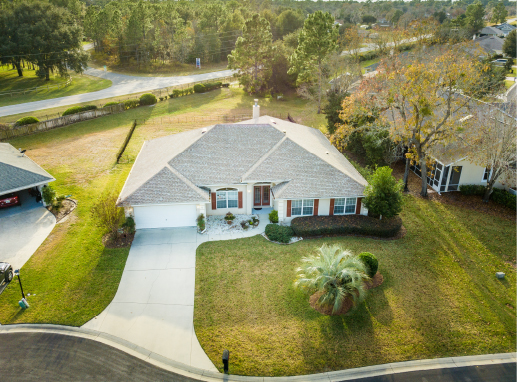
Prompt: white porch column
<box><xmin>246</xmin><ymin>183</ymin><xmax>253</xmax><ymax>214</ymax></box>
<box><xmin>278</xmin><ymin>199</ymin><xmax>285</xmax><ymax>222</ymax></box>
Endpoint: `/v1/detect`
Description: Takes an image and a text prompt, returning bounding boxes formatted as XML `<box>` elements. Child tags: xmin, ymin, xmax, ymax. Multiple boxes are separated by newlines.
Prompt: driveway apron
<box><xmin>82</xmin><ymin>227</ymin><xmax>217</xmax><ymax>373</ymax></box>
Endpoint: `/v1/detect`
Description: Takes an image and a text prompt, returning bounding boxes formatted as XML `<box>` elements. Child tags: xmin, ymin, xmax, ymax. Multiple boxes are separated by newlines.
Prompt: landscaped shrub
<box><xmin>459</xmin><ymin>184</ymin><xmax>486</xmax><ymax>196</ymax></box>
<box><xmin>121</xmin><ymin>216</ymin><xmax>136</xmax><ymax>234</ymax></box>
<box><xmin>103</xmin><ymin>101</ymin><xmax>121</xmax><ymax>108</ymax></box>
<box><xmin>358</xmin><ymin>252</ymin><xmax>378</xmax><ymax>278</ymax></box>
<box><xmin>62</xmin><ymin>105</ymin><xmax>97</xmax><ymax>116</ymax></box>
<box><xmin>124</xmin><ymin>99</ymin><xmax>140</xmax><ymax>110</ymax></box>
<box><xmin>91</xmin><ymin>191</ymin><xmax>124</xmax><ymax>236</ymax></box>
<box><xmin>265</xmin><ymin>224</ymin><xmax>294</xmax><ymax>243</ymax></box>
<box><xmin>269</xmin><ymin>209</ymin><xmax>279</xmax><ymax>223</ymax></box>
<box><xmin>224</xmin><ymin>212</ymin><xmax>235</xmax><ymax>221</ymax></box>
<box><xmin>204</xmin><ymin>81</ymin><xmax>222</xmax><ymax>91</ymax></box>
<box><xmin>42</xmin><ymin>185</ymin><xmax>56</xmax><ymax>206</ymax></box>
<box><xmin>15</xmin><ymin>116</ymin><xmax>40</xmax><ymax>126</ymax></box>
<box><xmin>171</xmin><ymin>89</ymin><xmax>181</xmax><ymax>98</ymax></box>
<box><xmin>197</xmin><ymin>213</ymin><xmax>206</xmax><ymax>231</ymax></box>
<box><xmin>492</xmin><ymin>188</ymin><xmax>516</xmax><ymax>210</ymax></box>
<box><xmin>291</xmin><ymin>215</ymin><xmax>403</xmax><ymax>238</ymax></box>
<box><xmin>364</xmin><ymin>166</ymin><xmax>404</xmax><ymax>218</ymax></box>
<box><xmin>139</xmin><ymin>93</ymin><xmax>157</xmax><ymax>105</ymax></box>
<box><xmin>194</xmin><ymin>84</ymin><xmax>206</xmax><ymax>93</ymax></box>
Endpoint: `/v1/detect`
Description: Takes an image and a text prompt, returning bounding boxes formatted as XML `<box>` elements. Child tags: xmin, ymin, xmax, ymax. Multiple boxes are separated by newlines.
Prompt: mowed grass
<box><xmin>0</xmin><ymin>88</ymin><xmax>325</xmax><ymax>326</ymax></box>
<box><xmin>0</xmin><ymin>66</ymin><xmax>112</xmax><ymax>108</ymax></box>
<box><xmin>194</xmin><ymin>196</ymin><xmax>516</xmax><ymax>376</ymax></box>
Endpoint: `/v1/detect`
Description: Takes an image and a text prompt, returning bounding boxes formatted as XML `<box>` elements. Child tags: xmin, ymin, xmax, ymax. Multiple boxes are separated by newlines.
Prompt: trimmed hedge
<box><xmin>265</xmin><ymin>224</ymin><xmax>294</xmax><ymax>244</ymax></box>
<box><xmin>291</xmin><ymin>215</ymin><xmax>402</xmax><ymax>238</ymax></box>
<box><xmin>194</xmin><ymin>84</ymin><xmax>206</xmax><ymax>93</ymax></box>
<box><xmin>124</xmin><ymin>99</ymin><xmax>140</xmax><ymax>110</ymax></box>
<box><xmin>103</xmin><ymin>101</ymin><xmax>121</xmax><ymax>108</ymax></box>
<box><xmin>459</xmin><ymin>184</ymin><xmax>485</xmax><ymax>196</ymax></box>
<box><xmin>193</xmin><ymin>82</ymin><xmax>222</xmax><ymax>93</ymax></box>
<box><xmin>358</xmin><ymin>252</ymin><xmax>378</xmax><ymax>278</ymax></box>
<box><xmin>460</xmin><ymin>184</ymin><xmax>516</xmax><ymax>210</ymax></box>
<box><xmin>139</xmin><ymin>93</ymin><xmax>157</xmax><ymax>105</ymax></box>
<box><xmin>62</xmin><ymin>105</ymin><xmax>97</xmax><ymax>116</ymax></box>
<box><xmin>15</xmin><ymin>116</ymin><xmax>40</xmax><ymax>126</ymax></box>
<box><xmin>492</xmin><ymin>188</ymin><xmax>516</xmax><ymax>210</ymax></box>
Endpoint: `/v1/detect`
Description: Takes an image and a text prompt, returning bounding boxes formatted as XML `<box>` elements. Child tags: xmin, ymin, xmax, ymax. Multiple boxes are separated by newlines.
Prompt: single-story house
<box><xmin>474</xmin><ymin>35</ymin><xmax>504</xmax><ymax>55</ymax></box>
<box><xmin>478</xmin><ymin>26</ymin><xmax>505</xmax><ymax>38</ymax></box>
<box><xmin>117</xmin><ymin>109</ymin><xmax>369</xmax><ymax>229</ymax></box>
<box><xmin>495</xmin><ymin>22</ymin><xmax>516</xmax><ymax>37</ymax></box>
<box><xmin>410</xmin><ymin>102</ymin><xmax>516</xmax><ymax>194</ymax></box>
<box><xmin>0</xmin><ymin>143</ymin><xmax>55</xmax><ymax>204</ymax></box>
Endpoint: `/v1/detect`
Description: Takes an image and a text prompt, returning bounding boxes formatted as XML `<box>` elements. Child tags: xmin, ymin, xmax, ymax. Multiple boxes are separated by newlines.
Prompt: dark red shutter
<box><xmin>329</xmin><ymin>198</ymin><xmax>335</xmax><ymax>216</ymax></box>
<box><xmin>313</xmin><ymin>199</ymin><xmax>319</xmax><ymax>216</ymax></box>
<box><xmin>356</xmin><ymin>197</ymin><xmax>362</xmax><ymax>214</ymax></box>
<box><xmin>238</xmin><ymin>191</ymin><xmax>243</xmax><ymax>208</ymax></box>
<box><xmin>211</xmin><ymin>193</ymin><xmax>217</xmax><ymax>210</ymax></box>
<box><xmin>286</xmin><ymin>200</ymin><xmax>291</xmax><ymax>217</ymax></box>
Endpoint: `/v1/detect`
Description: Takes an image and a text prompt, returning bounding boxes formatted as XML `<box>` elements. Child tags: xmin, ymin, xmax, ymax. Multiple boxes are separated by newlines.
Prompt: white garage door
<box><xmin>133</xmin><ymin>204</ymin><xmax>197</xmax><ymax>229</ymax></box>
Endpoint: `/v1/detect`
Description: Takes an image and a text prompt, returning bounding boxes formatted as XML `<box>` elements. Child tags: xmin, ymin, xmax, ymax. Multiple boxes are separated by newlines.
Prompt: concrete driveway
<box><xmin>82</xmin><ymin>227</ymin><xmax>217</xmax><ymax>373</ymax></box>
<box><xmin>0</xmin><ymin>190</ymin><xmax>56</xmax><ymax>270</ymax></box>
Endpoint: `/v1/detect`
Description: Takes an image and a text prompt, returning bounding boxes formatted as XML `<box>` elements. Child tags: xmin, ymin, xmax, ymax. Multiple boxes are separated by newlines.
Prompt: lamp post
<box><xmin>14</xmin><ymin>269</ymin><xmax>25</xmax><ymax>299</ymax></box>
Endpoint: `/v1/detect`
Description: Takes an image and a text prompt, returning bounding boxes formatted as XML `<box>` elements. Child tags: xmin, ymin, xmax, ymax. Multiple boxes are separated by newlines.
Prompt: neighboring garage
<box><xmin>132</xmin><ymin>204</ymin><xmax>197</xmax><ymax>229</ymax></box>
<box><xmin>0</xmin><ymin>143</ymin><xmax>55</xmax><ymax>206</ymax></box>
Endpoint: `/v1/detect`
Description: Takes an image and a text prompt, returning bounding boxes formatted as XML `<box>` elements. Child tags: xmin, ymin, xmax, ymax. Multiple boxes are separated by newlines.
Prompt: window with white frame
<box><xmin>291</xmin><ymin>199</ymin><xmax>314</xmax><ymax>216</ymax></box>
<box><xmin>334</xmin><ymin>197</ymin><xmax>357</xmax><ymax>215</ymax></box>
<box><xmin>216</xmin><ymin>188</ymin><xmax>238</xmax><ymax>208</ymax></box>
<box><xmin>482</xmin><ymin>167</ymin><xmax>492</xmax><ymax>182</ymax></box>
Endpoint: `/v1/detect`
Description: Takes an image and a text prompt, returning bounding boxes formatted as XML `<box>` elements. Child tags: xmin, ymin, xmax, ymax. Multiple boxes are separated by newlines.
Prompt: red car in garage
<box><xmin>0</xmin><ymin>193</ymin><xmax>21</xmax><ymax>208</ymax></box>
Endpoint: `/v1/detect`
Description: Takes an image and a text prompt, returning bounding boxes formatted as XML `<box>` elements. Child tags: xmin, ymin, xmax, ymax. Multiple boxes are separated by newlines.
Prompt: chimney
<box><xmin>253</xmin><ymin>99</ymin><xmax>260</xmax><ymax>119</ymax></box>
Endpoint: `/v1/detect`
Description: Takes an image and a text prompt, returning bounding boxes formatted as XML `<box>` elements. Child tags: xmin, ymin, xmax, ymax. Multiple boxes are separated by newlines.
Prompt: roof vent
<box><xmin>201</xmin><ymin>128</ymin><xmax>207</xmax><ymax>134</ymax></box>
<box><xmin>253</xmin><ymin>99</ymin><xmax>260</xmax><ymax>119</ymax></box>
<box><xmin>270</xmin><ymin>119</ymin><xmax>277</xmax><ymax>124</ymax></box>
<box><xmin>283</xmin><ymin>130</ymin><xmax>286</xmax><ymax>134</ymax></box>
<box><xmin>325</xmin><ymin>151</ymin><xmax>329</xmax><ymax>154</ymax></box>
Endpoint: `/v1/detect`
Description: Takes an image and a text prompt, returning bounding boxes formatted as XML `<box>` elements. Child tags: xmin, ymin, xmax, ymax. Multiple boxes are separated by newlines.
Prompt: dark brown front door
<box><xmin>254</xmin><ymin>185</ymin><xmax>270</xmax><ymax>206</ymax></box>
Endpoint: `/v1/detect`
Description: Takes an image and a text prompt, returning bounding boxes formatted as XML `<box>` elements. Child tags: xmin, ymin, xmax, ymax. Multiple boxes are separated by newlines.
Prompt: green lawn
<box><xmin>505</xmin><ymin>79</ymin><xmax>515</xmax><ymax>89</ymax></box>
<box><xmin>194</xmin><ymin>196</ymin><xmax>516</xmax><ymax>376</ymax></box>
<box><xmin>0</xmin><ymin>88</ymin><xmax>325</xmax><ymax>326</ymax></box>
<box><xmin>0</xmin><ymin>66</ymin><xmax>112</xmax><ymax>108</ymax></box>
<box><xmin>361</xmin><ymin>58</ymin><xmax>381</xmax><ymax>74</ymax></box>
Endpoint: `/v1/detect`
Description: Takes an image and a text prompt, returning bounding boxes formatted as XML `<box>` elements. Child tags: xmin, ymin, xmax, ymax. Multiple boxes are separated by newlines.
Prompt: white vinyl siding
<box><xmin>334</xmin><ymin>197</ymin><xmax>357</xmax><ymax>215</ymax></box>
<box><xmin>292</xmin><ymin>199</ymin><xmax>314</xmax><ymax>216</ymax></box>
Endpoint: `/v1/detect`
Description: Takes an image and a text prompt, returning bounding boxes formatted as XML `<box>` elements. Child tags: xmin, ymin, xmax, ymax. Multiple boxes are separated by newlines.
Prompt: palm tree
<box><xmin>294</xmin><ymin>245</ymin><xmax>369</xmax><ymax>314</ymax></box>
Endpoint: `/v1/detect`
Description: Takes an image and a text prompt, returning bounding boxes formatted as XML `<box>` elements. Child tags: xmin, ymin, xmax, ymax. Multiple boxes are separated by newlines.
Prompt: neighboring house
<box><xmin>474</xmin><ymin>35</ymin><xmax>504</xmax><ymax>55</ymax></box>
<box><xmin>409</xmin><ymin>103</ymin><xmax>516</xmax><ymax>194</ymax></box>
<box><xmin>117</xmin><ymin>110</ymin><xmax>369</xmax><ymax>229</ymax></box>
<box><xmin>495</xmin><ymin>22</ymin><xmax>516</xmax><ymax>37</ymax></box>
<box><xmin>0</xmin><ymin>143</ymin><xmax>55</xmax><ymax>203</ymax></box>
<box><xmin>478</xmin><ymin>26</ymin><xmax>505</xmax><ymax>38</ymax></box>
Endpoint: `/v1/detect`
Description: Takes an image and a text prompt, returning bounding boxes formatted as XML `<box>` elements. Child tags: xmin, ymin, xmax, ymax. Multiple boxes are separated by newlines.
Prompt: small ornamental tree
<box><xmin>363</xmin><ymin>167</ymin><xmax>404</xmax><ymax>219</ymax></box>
<box><xmin>42</xmin><ymin>185</ymin><xmax>56</xmax><ymax>206</ymax></box>
<box><xmin>91</xmin><ymin>192</ymin><xmax>124</xmax><ymax>236</ymax></box>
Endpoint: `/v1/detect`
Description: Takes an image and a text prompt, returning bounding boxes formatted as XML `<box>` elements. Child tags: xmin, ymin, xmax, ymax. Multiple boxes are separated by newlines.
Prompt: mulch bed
<box><xmin>102</xmin><ymin>231</ymin><xmax>135</xmax><ymax>248</ymax></box>
<box><xmin>392</xmin><ymin>161</ymin><xmax>515</xmax><ymax>222</ymax></box>
<box><xmin>47</xmin><ymin>199</ymin><xmax>77</xmax><ymax>223</ymax></box>
<box><xmin>301</xmin><ymin>226</ymin><xmax>406</xmax><ymax>241</ymax></box>
<box><xmin>309</xmin><ymin>272</ymin><xmax>384</xmax><ymax>316</ymax></box>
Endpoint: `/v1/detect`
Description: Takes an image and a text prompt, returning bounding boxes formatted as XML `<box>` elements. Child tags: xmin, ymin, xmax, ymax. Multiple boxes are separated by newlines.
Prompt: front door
<box><xmin>254</xmin><ymin>185</ymin><xmax>270</xmax><ymax>206</ymax></box>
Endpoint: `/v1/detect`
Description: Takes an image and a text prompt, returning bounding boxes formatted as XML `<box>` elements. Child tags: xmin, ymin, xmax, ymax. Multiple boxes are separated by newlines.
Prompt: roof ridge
<box><xmin>166</xmin><ymin>125</ymin><xmax>216</xmax><ymax>164</ymax></box>
<box><xmin>165</xmin><ymin>163</ymin><xmax>209</xmax><ymax>201</ymax></box>
<box><xmin>241</xmin><ymin>135</ymin><xmax>288</xmax><ymax>181</ymax></box>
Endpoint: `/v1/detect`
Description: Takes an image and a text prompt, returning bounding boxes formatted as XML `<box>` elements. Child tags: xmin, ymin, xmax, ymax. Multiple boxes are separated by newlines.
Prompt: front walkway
<box><xmin>82</xmin><ymin>212</ymin><xmax>270</xmax><ymax>373</ymax></box>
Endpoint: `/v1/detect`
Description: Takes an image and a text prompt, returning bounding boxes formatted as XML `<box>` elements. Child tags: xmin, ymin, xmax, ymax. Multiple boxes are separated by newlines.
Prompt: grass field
<box><xmin>0</xmin><ymin>88</ymin><xmax>325</xmax><ymax>326</ymax></box>
<box><xmin>194</xmin><ymin>195</ymin><xmax>516</xmax><ymax>376</ymax></box>
<box><xmin>89</xmin><ymin>51</ymin><xmax>229</xmax><ymax>77</ymax></box>
<box><xmin>505</xmin><ymin>79</ymin><xmax>515</xmax><ymax>89</ymax></box>
<box><xmin>0</xmin><ymin>66</ymin><xmax>112</xmax><ymax>108</ymax></box>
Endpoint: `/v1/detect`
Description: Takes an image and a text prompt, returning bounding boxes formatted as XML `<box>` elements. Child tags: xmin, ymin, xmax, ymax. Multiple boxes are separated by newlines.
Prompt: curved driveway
<box><xmin>0</xmin><ymin>67</ymin><xmax>234</xmax><ymax>118</ymax></box>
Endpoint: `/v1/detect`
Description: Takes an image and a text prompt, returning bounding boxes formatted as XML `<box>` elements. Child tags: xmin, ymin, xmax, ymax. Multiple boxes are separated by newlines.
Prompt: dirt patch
<box><xmin>392</xmin><ymin>161</ymin><xmax>515</xmax><ymax>222</ymax></box>
<box><xmin>47</xmin><ymin>199</ymin><xmax>77</xmax><ymax>223</ymax></box>
<box><xmin>364</xmin><ymin>272</ymin><xmax>384</xmax><ymax>290</ymax></box>
<box><xmin>102</xmin><ymin>231</ymin><xmax>135</xmax><ymax>248</ymax></box>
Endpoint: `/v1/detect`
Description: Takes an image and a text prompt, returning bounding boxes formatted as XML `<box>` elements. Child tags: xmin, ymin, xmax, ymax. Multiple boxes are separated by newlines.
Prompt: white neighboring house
<box><xmin>117</xmin><ymin>111</ymin><xmax>369</xmax><ymax>229</ymax></box>
<box><xmin>409</xmin><ymin>102</ymin><xmax>516</xmax><ymax>195</ymax></box>
<box><xmin>0</xmin><ymin>143</ymin><xmax>55</xmax><ymax>205</ymax></box>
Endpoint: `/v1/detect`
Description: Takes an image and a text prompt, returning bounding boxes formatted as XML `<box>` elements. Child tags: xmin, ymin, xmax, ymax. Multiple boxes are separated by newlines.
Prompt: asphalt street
<box><xmin>0</xmin><ymin>332</ymin><xmax>515</xmax><ymax>382</ymax></box>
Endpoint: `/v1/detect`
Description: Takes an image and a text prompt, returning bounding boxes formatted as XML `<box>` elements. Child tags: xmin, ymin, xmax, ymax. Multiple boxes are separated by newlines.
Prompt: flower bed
<box><xmin>205</xmin><ymin>214</ymin><xmax>259</xmax><ymax>235</ymax></box>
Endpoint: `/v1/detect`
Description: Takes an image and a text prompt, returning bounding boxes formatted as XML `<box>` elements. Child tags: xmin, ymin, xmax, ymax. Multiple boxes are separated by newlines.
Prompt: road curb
<box><xmin>0</xmin><ymin>323</ymin><xmax>515</xmax><ymax>381</ymax></box>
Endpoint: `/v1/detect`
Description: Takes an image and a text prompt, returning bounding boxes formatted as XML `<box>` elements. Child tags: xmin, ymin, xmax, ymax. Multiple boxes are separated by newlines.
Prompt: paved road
<box><xmin>0</xmin><ymin>67</ymin><xmax>234</xmax><ymax>118</ymax></box>
<box><xmin>347</xmin><ymin>363</ymin><xmax>517</xmax><ymax>382</ymax></box>
<box><xmin>0</xmin><ymin>332</ymin><xmax>515</xmax><ymax>382</ymax></box>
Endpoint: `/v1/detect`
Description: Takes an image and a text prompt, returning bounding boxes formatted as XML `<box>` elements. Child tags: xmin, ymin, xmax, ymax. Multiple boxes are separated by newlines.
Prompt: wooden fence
<box><xmin>0</xmin><ymin>104</ymin><xmax>124</xmax><ymax>140</ymax></box>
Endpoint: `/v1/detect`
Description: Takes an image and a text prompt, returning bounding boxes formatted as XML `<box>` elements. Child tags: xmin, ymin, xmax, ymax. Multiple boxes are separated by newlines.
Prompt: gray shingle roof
<box><xmin>118</xmin><ymin>117</ymin><xmax>368</xmax><ymax>206</ymax></box>
<box><xmin>475</xmin><ymin>35</ymin><xmax>504</xmax><ymax>54</ymax></box>
<box><xmin>0</xmin><ymin>143</ymin><xmax>54</xmax><ymax>195</ymax></box>
<box><xmin>479</xmin><ymin>26</ymin><xmax>504</xmax><ymax>36</ymax></box>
